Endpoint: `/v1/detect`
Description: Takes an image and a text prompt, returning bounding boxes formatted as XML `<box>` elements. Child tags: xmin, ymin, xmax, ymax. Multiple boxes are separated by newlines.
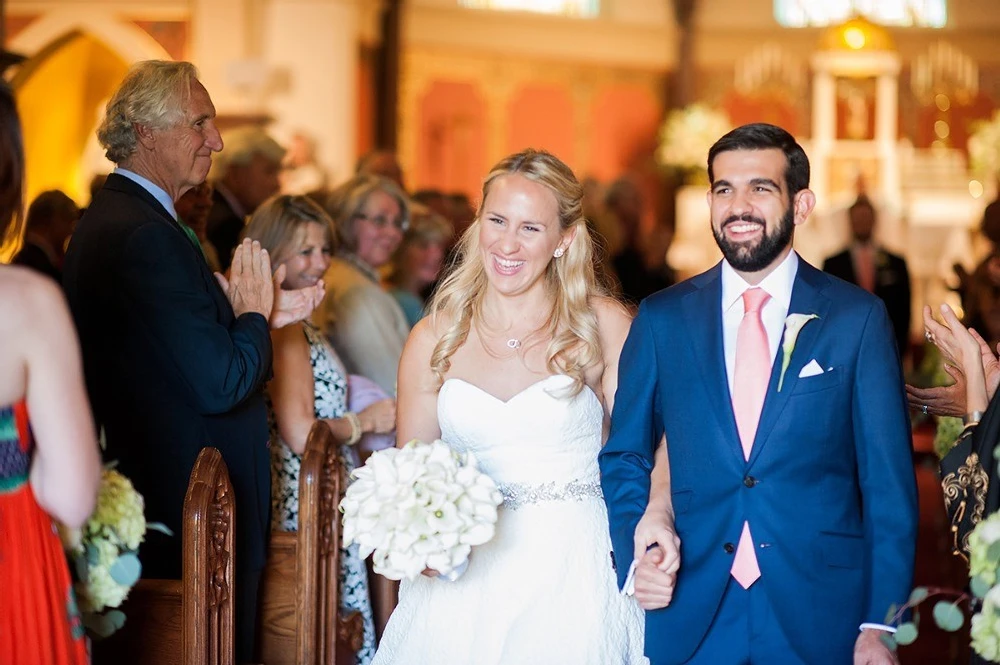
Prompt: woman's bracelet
<box><xmin>344</xmin><ymin>411</ymin><xmax>362</xmax><ymax>446</ymax></box>
<box><xmin>963</xmin><ymin>410</ymin><xmax>985</xmax><ymax>426</ymax></box>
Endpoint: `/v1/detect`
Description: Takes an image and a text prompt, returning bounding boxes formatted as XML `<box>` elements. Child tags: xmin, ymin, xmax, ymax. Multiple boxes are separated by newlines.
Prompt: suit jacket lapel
<box><xmin>748</xmin><ymin>260</ymin><xmax>832</xmax><ymax>466</ymax></box>
<box><xmin>681</xmin><ymin>264</ymin><xmax>746</xmax><ymax>463</ymax></box>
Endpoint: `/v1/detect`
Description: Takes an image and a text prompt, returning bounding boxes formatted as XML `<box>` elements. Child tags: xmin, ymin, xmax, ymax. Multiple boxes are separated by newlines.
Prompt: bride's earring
<box><xmin>553</xmin><ymin>247</ymin><xmax>565</xmax><ymax>258</ymax></box>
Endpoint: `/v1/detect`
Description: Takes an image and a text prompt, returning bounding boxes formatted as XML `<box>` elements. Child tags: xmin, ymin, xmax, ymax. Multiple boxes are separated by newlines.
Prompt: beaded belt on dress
<box><xmin>497</xmin><ymin>480</ymin><xmax>603</xmax><ymax>511</ymax></box>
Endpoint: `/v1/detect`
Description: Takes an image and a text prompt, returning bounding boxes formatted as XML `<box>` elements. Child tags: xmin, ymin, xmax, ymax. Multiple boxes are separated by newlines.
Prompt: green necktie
<box><xmin>177</xmin><ymin>220</ymin><xmax>207</xmax><ymax>260</ymax></box>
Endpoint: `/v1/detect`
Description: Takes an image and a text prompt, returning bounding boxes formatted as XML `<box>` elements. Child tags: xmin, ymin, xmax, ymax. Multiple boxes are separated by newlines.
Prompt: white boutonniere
<box><xmin>778</xmin><ymin>313</ymin><xmax>819</xmax><ymax>392</ymax></box>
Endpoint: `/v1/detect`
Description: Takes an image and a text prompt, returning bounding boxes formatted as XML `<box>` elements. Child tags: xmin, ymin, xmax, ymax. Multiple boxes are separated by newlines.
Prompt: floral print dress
<box><xmin>269</xmin><ymin>322</ymin><xmax>376</xmax><ymax>665</ymax></box>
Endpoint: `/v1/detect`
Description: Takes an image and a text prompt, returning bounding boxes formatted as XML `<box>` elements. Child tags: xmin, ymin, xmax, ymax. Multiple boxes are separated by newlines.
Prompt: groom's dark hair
<box><xmin>707</xmin><ymin>123</ymin><xmax>810</xmax><ymax>197</ymax></box>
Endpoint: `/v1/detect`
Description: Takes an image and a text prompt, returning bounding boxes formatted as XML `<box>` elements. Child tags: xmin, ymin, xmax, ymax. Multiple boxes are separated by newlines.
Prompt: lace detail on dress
<box><xmin>267</xmin><ymin>322</ymin><xmax>376</xmax><ymax>665</ymax></box>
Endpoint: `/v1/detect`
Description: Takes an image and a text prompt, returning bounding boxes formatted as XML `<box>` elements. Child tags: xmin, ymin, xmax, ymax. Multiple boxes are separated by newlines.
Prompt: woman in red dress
<box><xmin>0</xmin><ymin>81</ymin><xmax>101</xmax><ymax>664</ymax></box>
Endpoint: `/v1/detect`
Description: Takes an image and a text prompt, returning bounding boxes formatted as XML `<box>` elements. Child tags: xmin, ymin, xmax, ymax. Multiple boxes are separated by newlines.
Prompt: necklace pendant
<box><xmin>506</xmin><ymin>338</ymin><xmax>521</xmax><ymax>350</ymax></box>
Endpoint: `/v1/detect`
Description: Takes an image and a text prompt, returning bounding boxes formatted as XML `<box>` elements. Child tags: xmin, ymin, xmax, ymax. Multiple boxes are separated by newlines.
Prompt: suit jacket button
<box><xmin>724</xmin><ymin>542</ymin><xmax>735</xmax><ymax>554</ymax></box>
<box><xmin>744</xmin><ymin>475</ymin><xmax>757</xmax><ymax>488</ymax></box>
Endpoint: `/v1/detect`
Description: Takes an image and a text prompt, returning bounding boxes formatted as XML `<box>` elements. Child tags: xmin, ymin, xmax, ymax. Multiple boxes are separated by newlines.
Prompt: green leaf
<box><xmin>880</xmin><ymin>633</ymin><xmax>898</xmax><ymax>652</ymax></box>
<box><xmin>73</xmin><ymin>553</ymin><xmax>89</xmax><ymax>582</ymax></box>
<box><xmin>146</xmin><ymin>522</ymin><xmax>174</xmax><ymax>537</ymax></box>
<box><xmin>909</xmin><ymin>587</ymin><xmax>930</xmax><ymax>605</ymax></box>
<box><xmin>109</xmin><ymin>552</ymin><xmax>141</xmax><ymax>587</ymax></box>
<box><xmin>894</xmin><ymin>622</ymin><xmax>919</xmax><ymax>645</ymax></box>
<box><xmin>988</xmin><ymin>540</ymin><xmax>1000</xmax><ymax>564</ymax></box>
<box><xmin>85</xmin><ymin>543</ymin><xmax>100</xmax><ymax>566</ymax></box>
<box><xmin>884</xmin><ymin>603</ymin><xmax>899</xmax><ymax>624</ymax></box>
<box><xmin>104</xmin><ymin>609</ymin><xmax>126</xmax><ymax>632</ymax></box>
<box><xmin>932</xmin><ymin>601</ymin><xmax>965</xmax><ymax>632</ymax></box>
<box><xmin>972</xmin><ymin>575</ymin><xmax>992</xmax><ymax>599</ymax></box>
<box><xmin>83</xmin><ymin>612</ymin><xmax>117</xmax><ymax>639</ymax></box>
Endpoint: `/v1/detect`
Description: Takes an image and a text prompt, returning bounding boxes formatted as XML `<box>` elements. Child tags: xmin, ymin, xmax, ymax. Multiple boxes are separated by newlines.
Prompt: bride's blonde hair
<box><xmin>427</xmin><ymin>148</ymin><xmax>606</xmax><ymax>395</ymax></box>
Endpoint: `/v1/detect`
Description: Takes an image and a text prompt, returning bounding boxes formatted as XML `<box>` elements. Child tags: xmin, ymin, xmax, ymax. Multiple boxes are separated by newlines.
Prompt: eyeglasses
<box><xmin>354</xmin><ymin>212</ymin><xmax>408</xmax><ymax>232</ymax></box>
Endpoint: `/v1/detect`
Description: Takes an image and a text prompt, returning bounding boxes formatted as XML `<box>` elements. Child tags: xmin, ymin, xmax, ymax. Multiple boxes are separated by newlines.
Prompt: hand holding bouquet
<box><xmin>340</xmin><ymin>439</ymin><xmax>503</xmax><ymax>581</ymax></box>
<box><xmin>59</xmin><ymin>465</ymin><xmax>170</xmax><ymax>638</ymax></box>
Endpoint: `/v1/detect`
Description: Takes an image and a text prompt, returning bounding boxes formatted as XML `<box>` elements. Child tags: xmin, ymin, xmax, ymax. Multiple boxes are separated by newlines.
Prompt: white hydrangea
<box><xmin>340</xmin><ymin>439</ymin><xmax>503</xmax><ymax>581</ymax></box>
<box><xmin>656</xmin><ymin>104</ymin><xmax>732</xmax><ymax>175</ymax></box>
<box><xmin>968</xmin><ymin>110</ymin><xmax>1000</xmax><ymax>178</ymax></box>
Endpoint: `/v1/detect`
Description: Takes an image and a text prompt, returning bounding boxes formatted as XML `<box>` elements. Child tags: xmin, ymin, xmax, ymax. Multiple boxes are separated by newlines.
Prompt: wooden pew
<box><xmin>95</xmin><ymin>446</ymin><xmax>235</xmax><ymax>665</ymax></box>
<box><xmin>257</xmin><ymin>422</ymin><xmax>365</xmax><ymax>665</ymax></box>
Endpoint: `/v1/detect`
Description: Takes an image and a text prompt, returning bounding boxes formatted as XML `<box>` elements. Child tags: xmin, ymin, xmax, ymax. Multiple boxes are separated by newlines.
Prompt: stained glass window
<box><xmin>775</xmin><ymin>0</ymin><xmax>946</xmax><ymax>27</ymax></box>
<box><xmin>460</xmin><ymin>0</ymin><xmax>600</xmax><ymax>18</ymax></box>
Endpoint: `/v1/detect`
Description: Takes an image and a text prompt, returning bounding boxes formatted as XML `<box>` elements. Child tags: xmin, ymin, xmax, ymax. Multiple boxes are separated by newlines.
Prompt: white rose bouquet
<box><xmin>340</xmin><ymin>439</ymin><xmax>503</xmax><ymax>581</ymax></box>
<box><xmin>59</xmin><ymin>465</ymin><xmax>171</xmax><ymax>638</ymax></box>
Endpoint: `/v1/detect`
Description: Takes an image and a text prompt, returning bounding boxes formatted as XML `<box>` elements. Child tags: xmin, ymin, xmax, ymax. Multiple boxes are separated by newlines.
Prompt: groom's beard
<box><xmin>712</xmin><ymin>205</ymin><xmax>795</xmax><ymax>273</ymax></box>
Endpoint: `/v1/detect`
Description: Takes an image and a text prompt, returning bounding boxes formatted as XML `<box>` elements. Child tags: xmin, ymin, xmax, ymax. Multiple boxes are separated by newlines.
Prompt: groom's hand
<box><xmin>634</xmin><ymin>546</ymin><xmax>676</xmax><ymax>610</ymax></box>
<box><xmin>853</xmin><ymin>629</ymin><xmax>899</xmax><ymax>665</ymax></box>
<box><xmin>633</xmin><ymin>509</ymin><xmax>681</xmax><ymax>574</ymax></box>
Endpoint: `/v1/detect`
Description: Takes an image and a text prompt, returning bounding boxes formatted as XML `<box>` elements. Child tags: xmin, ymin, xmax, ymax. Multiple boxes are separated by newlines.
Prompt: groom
<box><xmin>599</xmin><ymin>123</ymin><xmax>917</xmax><ymax>664</ymax></box>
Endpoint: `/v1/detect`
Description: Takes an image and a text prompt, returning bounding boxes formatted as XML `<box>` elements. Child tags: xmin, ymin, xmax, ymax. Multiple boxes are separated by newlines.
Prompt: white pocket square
<box><xmin>798</xmin><ymin>359</ymin><xmax>825</xmax><ymax>378</ymax></box>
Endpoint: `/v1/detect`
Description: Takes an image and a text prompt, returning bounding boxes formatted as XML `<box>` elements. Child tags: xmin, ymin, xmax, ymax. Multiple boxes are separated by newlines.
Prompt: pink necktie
<box><xmin>855</xmin><ymin>245</ymin><xmax>876</xmax><ymax>293</ymax></box>
<box><xmin>731</xmin><ymin>287</ymin><xmax>770</xmax><ymax>589</ymax></box>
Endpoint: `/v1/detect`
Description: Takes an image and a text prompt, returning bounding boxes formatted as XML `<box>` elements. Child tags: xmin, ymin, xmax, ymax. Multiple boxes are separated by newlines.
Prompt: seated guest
<box><xmin>0</xmin><ymin>80</ymin><xmax>101</xmax><ymax>665</ymax></box>
<box><xmin>175</xmin><ymin>180</ymin><xmax>221</xmax><ymax>272</ymax></box>
<box><xmin>11</xmin><ymin>190</ymin><xmax>78</xmax><ymax>282</ymax></box>
<box><xmin>244</xmin><ymin>195</ymin><xmax>395</xmax><ymax>665</ymax></box>
<box><xmin>356</xmin><ymin>150</ymin><xmax>405</xmax><ymax>192</ymax></box>
<box><xmin>317</xmin><ymin>175</ymin><xmax>410</xmax><ymax>395</ymax></box>
<box><xmin>207</xmin><ymin>126</ymin><xmax>285</xmax><ymax>270</ymax></box>
<box><xmin>823</xmin><ymin>196</ymin><xmax>911</xmax><ymax>357</ymax></box>
<box><xmin>386</xmin><ymin>204</ymin><xmax>453</xmax><ymax>328</ymax></box>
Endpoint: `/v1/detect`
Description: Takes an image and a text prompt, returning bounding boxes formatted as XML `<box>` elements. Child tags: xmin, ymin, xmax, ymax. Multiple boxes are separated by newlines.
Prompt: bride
<box><xmin>372</xmin><ymin>149</ymin><xmax>657</xmax><ymax>664</ymax></box>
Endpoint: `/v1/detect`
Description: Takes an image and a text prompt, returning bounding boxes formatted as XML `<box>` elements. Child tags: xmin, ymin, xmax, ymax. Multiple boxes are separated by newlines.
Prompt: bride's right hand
<box><xmin>633</xmin><ymin>508</ymin><xmax>680</xmax><ymax>572</ymax></box>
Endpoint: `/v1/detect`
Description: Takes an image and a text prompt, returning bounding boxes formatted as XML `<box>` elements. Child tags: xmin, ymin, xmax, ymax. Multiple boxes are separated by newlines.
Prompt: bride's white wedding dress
<box><xmin>372</xmin><ymin>374</ymin><xmax>647</xmax><ymax>665</ymax></box>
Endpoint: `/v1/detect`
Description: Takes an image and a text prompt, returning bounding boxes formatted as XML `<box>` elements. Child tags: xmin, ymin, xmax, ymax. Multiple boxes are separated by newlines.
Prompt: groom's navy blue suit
<box><xmin>600</xmin><ymin>257</ymin><xmax>918</xmax><ymax>664</ymax></box>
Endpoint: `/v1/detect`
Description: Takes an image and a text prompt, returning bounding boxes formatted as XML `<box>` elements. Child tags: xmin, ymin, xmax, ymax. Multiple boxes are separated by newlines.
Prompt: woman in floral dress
<box><xmin>244</xmin><ymin>195</ymin><xmax>396</xmax><ymax>665</ymax></box>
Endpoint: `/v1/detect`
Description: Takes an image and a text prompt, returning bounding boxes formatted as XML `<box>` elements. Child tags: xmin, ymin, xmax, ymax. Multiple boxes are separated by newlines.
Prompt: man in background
<box><xmin>207</xmin><ymin>125</ymin><xmax>284</xmax><ymax>270</ymax></box>
<box><xmin>823</xmin><ymin>195</ymin><xmax>912</xmax><ymax>358</ymax></box>
<box><xmin>12</xmin><ymin>189</ymin><xmax>78</xmax><ymax>282</ymax></box>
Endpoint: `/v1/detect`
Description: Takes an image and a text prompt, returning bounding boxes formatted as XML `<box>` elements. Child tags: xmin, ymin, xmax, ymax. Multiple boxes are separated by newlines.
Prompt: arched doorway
<box><xmin>8</xmin><ymin>11</ymin><xmax>171</xmax><ymax>206</ymax></box>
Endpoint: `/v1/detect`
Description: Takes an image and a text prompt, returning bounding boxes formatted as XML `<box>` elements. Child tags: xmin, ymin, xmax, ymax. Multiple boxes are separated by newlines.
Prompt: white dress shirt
<box><xmin>721</xmin><ymin>251</ymin><xmax>800</xmax><ymax>396</ymax></box>
<box><xmin>114</xmin><ymin>167</ymin><xmax>178</xmax><ymax>221</ymax></box>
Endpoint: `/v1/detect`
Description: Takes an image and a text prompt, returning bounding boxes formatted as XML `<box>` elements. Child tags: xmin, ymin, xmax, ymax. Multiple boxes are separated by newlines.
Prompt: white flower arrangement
<box><xmin>656</xmin><ymin>104</ymin><xmax>732</xmax><ymax>182</ymax></box>
<box><xmin>889</xmin><ymin>510</ymin><xmax>1000</xmax><ymax>656</ymax></box>
<box><xmin>59</xmin><ymin>465</ymin><xmax>171</xmax><ymax>639</ymax></box>
<box><xmin>340</xmin><ymin>439</ymin><xmax>503</xmax><ymax>581</ymax></box>
<box><xmin>968</xmin><ymin>109</ymin><xmax>1000</xmax><ymax>178</ymax></box>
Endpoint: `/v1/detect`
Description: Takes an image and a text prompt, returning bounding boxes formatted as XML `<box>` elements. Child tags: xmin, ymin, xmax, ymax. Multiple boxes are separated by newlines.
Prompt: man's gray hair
<box><xmin>211</xmin><ymin>126</ymin><xmax>285</xmax><ymax>182</ymax></box>
<box><xmin>97</xmin><ymin>60</ymin><xmax>199</xmax><ymax>164</ymax></box>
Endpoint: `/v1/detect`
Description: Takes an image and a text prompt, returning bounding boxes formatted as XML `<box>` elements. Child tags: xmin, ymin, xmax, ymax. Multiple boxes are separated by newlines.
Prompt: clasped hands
<box><xmin>215</xmin><ymin>238</ymin><xmax>325</xmax><ymax>329</ymax></box>
<box><xmin>906</xmin><ymin>304</ymin><xmax>1000</xmax><ymax>416</ymax></box>
<box><xmin>630</xmin><ymin>508</ymin><xmax>681</xmax><ymax>610</ymax></box>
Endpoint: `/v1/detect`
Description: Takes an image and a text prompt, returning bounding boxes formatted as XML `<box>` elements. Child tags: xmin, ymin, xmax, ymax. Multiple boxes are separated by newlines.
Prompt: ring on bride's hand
<box><xmin>922</xmin><ymin>405</ymin><xmax>929</xmax><ymax>415</ymax></box>
<box><xmin>925</xmin><ymin>330</ymin><xmax>935</xmax><ymax>343</ymax></box>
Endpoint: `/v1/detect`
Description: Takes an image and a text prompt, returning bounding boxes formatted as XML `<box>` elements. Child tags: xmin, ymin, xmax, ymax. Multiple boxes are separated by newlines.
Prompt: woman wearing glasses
<box><xmin>318</xmin><ymin>175</ymin><xmax>411</xmax><ymax>395</ymax></box>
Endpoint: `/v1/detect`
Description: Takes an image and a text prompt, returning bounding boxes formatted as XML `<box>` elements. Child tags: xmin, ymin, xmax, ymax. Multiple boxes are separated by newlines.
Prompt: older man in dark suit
<box><xmin>62</xmin><ymin>60</ymin><xmax>322</xmax><ymax>664</ymax></box>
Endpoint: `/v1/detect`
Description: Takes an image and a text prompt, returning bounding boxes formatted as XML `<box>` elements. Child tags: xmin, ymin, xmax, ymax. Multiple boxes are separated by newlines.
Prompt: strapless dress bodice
<box><xmin>437</xmin><ymin>374</ymin><xmax>604</xmax><ymax>489</ymax></box>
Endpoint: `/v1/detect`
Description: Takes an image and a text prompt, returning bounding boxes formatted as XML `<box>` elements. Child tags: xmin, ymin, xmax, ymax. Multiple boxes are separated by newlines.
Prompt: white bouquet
<box><xmin>340</xmin><ymin>439</ymin><xmax>503</xmax><ymax>581</ymax></box>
